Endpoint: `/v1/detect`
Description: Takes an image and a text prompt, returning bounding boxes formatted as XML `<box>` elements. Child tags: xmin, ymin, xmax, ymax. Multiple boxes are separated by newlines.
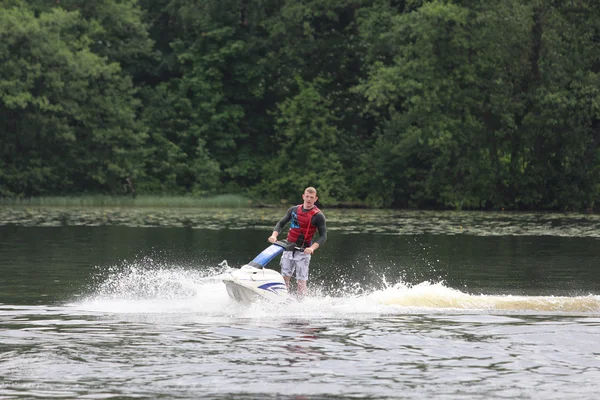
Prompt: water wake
<box><xmin>72</xmin><ymin>262</ymin><xmax>600</xmax><ymax>315</ymax></box>
<box><xmin>371</xmin><ymin>281</ymin><xmax>600</xmax><ymax>313</ymax></box>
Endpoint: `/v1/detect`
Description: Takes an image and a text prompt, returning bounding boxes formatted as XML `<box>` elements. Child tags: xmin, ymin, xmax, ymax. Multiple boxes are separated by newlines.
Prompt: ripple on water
<box><xmin>2</xmin><ymin>208</ymin><xmax>600</xmax><ymax>237</ymax></box>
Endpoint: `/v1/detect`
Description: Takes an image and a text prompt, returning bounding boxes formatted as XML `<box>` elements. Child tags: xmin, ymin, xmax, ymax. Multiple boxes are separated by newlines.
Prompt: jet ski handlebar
<box><xmin>274</xmin><ymin>240</ymin><xmax>304</xmax><ymax>252</ymax></box>
<box><xmin>246</xmin><ymin>240</ymin><xmax>306</xmax><ymax>270</ymax></box>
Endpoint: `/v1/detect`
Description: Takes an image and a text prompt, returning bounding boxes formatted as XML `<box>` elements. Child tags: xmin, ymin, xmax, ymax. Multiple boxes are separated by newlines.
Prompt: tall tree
<box><xmin>260</xmin><ymin>78</ymin><xmax>345</xmax><ymax>202</ymax></box>
<box><xmin>0</xmin><ymin>6</ymin><xmax>146</xmax><ymax>196</ymax></box>
<box><xmin>353</xmin><ymin>0</ymin><xmax>600</xmax><ymax>209</ymax></box>
<box><xmin>24</xmin><ymin>0</ymin><xmax>156</xmax><ymax>80</ymax></box>
<box><xmin>260</xmin><ymin>0</ymin><xmax>371</xmax><ymax>201</ymax></box>
<box><xmin>517</xmin><ymin>1</ymin><xmax>600</xmax><ymax>210</ymax></box>
<box><xmin>138</xmin><ymin>0</ymin><xmax>284</xmax><ymax>193</ymax></box>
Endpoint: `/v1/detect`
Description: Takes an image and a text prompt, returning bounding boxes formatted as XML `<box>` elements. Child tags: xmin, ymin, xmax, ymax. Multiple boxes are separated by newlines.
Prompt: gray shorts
<box><xmin>280</xmin><ymin>250</ymin><xmax>311</xmax><ymax>281</ymax></box>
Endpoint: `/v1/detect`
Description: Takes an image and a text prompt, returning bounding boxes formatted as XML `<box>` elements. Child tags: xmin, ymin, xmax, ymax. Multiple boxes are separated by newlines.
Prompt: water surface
<box><xmin>1</xmin><ymin>208</ymin><xmax>599</xmax><ymax>399</ymax></box>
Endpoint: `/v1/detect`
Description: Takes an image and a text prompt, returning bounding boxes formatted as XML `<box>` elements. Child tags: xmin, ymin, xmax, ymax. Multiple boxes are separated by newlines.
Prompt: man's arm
<box><xmin>268</xmin><ymin>207</ymin><xmax>294</xmax><ymax>243</ymax></box>
<box><xmin>305</xmin><ymin>212</ymin><xmax>327</xmax><ymax>254</ymax></box>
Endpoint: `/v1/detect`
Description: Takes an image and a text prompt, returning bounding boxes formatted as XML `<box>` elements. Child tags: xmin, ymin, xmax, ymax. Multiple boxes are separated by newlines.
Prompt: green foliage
<box><xmin>354</xmin><ymin>0</ymin><xmax>600</xmax><ymax>210</ymax></box>
<box><xmin>0</xmin><ymin>194</ymin><xmax>250</xmax><ymax>208</ymax></box>
<box><xmin>138</xmin><ymin>0</ymin><xmax>282</xmax><ymax>194</ymax></box>
<box><xmin>1</xmin><ymin>0</ymin><xmax>600</xmax><ymax>210</ymax></box>
<box><xmin>518</xmin><ymin>3</ymin><xmax>600</xmax><ymax>210</ymax></box>
<box><xmin>262</xmin><ymin>0</ymin><xmax>373</xmax><ymax>201</ymax></box>
<box><xmin>261</xmin><ymin>78</ymin><xmax>346</xmax><ymax>202</ymax></box>
<box><xmin>24</xmin><ymin>0</ymin><xmax>156</xmax><ymax>78</ymax></box>
<box><xmin>0</xmin><ymin>5</ymin><xmax>146</xmax><ymax>197</ymax></box>
<box><xmin>139</xmin><ymin>81</ymin><xmax>221</xmax><ymax>195</ymax></box>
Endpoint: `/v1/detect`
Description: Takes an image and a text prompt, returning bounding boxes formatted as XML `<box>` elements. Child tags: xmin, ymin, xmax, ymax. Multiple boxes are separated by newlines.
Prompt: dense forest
<box><xmin>1</xmin><ymin>0</ymin><xmax>599</xmax><ymax>210</ymax></box>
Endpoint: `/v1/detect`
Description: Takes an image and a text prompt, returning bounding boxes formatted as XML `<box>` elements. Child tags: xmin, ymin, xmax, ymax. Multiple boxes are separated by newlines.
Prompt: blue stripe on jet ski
<box><xmin>258</xmin><ymin>282</ymin><xmax>286</xmax><ymax>293</ymax></box>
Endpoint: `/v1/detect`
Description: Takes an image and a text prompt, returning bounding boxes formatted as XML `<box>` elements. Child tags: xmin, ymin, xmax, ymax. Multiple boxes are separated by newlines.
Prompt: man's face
<box><xmin>302</xmin><ymin>191</ymin><xmax>317</xmax><ymax>208</ymax></box>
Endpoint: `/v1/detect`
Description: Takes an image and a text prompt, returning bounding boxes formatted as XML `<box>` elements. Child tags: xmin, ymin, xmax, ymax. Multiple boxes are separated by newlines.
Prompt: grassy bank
<box><xmin>0</xmin><ymin>194</ymin><xmax>254</xmax><ymax>208</ymax></box>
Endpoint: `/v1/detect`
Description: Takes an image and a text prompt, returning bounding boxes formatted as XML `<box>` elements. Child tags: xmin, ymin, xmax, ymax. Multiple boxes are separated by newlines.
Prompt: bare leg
<box><xmin>283</xmin><ymin>276</ymin><xmax>291</xmax><ymax>291</ymax></box>
<box><xmin>297</xmin><ymin>280</ymin><xmax>307</xmax><ymax>298</ymax></box>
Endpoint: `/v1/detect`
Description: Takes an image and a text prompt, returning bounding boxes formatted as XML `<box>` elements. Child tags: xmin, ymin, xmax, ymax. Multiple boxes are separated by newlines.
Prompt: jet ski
<box><xmin>223</xmin><ymin>240</ymin><xmax>298</xmax><ymax>304</ymax></box>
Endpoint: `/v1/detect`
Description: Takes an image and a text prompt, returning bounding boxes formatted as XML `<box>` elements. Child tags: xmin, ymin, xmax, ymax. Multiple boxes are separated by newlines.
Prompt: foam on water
<box><xmin>71</xmin><ymin>260</ymin><xmax>600</xmax><ymax>316</ymax></box>
<box><xmin>372</xmin><ymin>281</ymin><xmax>600</xmax><ymax>313</ymax></box>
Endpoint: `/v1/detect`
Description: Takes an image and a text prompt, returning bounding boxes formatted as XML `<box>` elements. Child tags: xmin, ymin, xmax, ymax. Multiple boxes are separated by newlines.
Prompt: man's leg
<box><xmin>280</xmin><ymin>252</ymin><xmax>294</xmax><ymax>291</ymax></box>
<box><xmin>295</xmin><ymin>253</ymin><xmax>310</xmax><ymax>298</ymax></box>
<box><xmin>296</xmin><ymin>280</ymin><xmax>307</xmax><ymax>297</ymax></box>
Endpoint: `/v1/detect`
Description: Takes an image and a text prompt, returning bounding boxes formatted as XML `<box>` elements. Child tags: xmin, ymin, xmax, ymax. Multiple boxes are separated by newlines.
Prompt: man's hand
<box><xmin>268</xmin><ymin>232</ymin><xmax>278</xmax><ymax>243</ymax></box>
<box><xmin>304</xmin><ymin>243</ymin><xmax>319</xmax><ymax>255</ymax></box>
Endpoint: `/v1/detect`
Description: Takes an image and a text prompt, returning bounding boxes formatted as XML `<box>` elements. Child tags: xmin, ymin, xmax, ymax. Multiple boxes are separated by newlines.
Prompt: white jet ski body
<box><xmin>223</xmin><ymin>265</ymin><xmax>290</xmax><ymax>303</ymax></box>
<box><xmin>223</xmin><ymin>240</ymin><xmax>297</xmax><ymax>304</ymax></box>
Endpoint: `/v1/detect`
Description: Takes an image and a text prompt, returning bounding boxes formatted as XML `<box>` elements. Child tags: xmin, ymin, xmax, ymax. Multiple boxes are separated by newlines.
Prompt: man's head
<box><xmin>302</xmin><ymin>187</ymin><xmax>318</xmax><ymax>209</ymax></box>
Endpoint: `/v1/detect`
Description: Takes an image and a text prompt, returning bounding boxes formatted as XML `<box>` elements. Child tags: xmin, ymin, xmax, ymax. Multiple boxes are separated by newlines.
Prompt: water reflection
<box><xmin>1</xmin><ymin>305</ymin><xmax>599</xmax><ymax>398</ymax></box>
<box><xmin>2</xmin><ymin>207</ymin><xmax>600</xmax><ymax>237</ymax></box>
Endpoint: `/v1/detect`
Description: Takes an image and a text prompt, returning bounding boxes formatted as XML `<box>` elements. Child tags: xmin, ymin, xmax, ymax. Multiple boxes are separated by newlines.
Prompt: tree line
<box><xmin>1</xmin><ymin>0</ymin><xmax>599</xmax><ymax>210</ymax></box>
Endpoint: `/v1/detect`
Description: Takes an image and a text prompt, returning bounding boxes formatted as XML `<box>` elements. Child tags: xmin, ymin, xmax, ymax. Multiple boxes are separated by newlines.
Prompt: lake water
<box><xmin>1</xmin><ymin>208</ymin><xmax>599</xmax><ymax>399</ymax></box>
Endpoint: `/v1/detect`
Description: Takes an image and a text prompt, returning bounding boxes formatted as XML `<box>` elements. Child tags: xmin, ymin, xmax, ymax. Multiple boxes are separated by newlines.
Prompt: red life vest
<box><xmin>286</xmin><ymin>205</ymin><xmax>320</xmax><ymax>247</ymax></box>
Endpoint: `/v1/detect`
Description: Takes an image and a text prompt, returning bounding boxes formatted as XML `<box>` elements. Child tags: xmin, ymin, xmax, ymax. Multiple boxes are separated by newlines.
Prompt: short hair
<box><xmin>304</xmin><ymin>187</ymin><xmax>317</xmax><ymax>196</ymax></box>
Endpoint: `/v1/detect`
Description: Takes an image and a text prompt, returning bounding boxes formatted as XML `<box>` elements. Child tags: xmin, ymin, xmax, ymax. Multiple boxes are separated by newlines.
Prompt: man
<box><xmin>268</xmin><ymin>187</ymin><xmax>327</xmax><ymax>297</ymax></box>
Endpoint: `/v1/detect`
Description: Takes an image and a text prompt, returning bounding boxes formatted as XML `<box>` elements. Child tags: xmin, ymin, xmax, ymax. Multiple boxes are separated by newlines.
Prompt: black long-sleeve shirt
<box><xmin>273</xmin><ymin>206</ymin><xmax>327</xmax><ymax>246</ymax></box>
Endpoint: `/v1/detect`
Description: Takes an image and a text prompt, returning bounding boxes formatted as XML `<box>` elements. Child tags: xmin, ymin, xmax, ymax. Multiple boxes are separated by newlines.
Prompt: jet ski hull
<box><xmin>223</xmin><ymin>241</ymin><xmax>299</xmax><ymax>304</ymax></box>
<box><xmin>223</xmin><ymin>265</ymin><xmax>292</xmax><ymax>304</ymax></box>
